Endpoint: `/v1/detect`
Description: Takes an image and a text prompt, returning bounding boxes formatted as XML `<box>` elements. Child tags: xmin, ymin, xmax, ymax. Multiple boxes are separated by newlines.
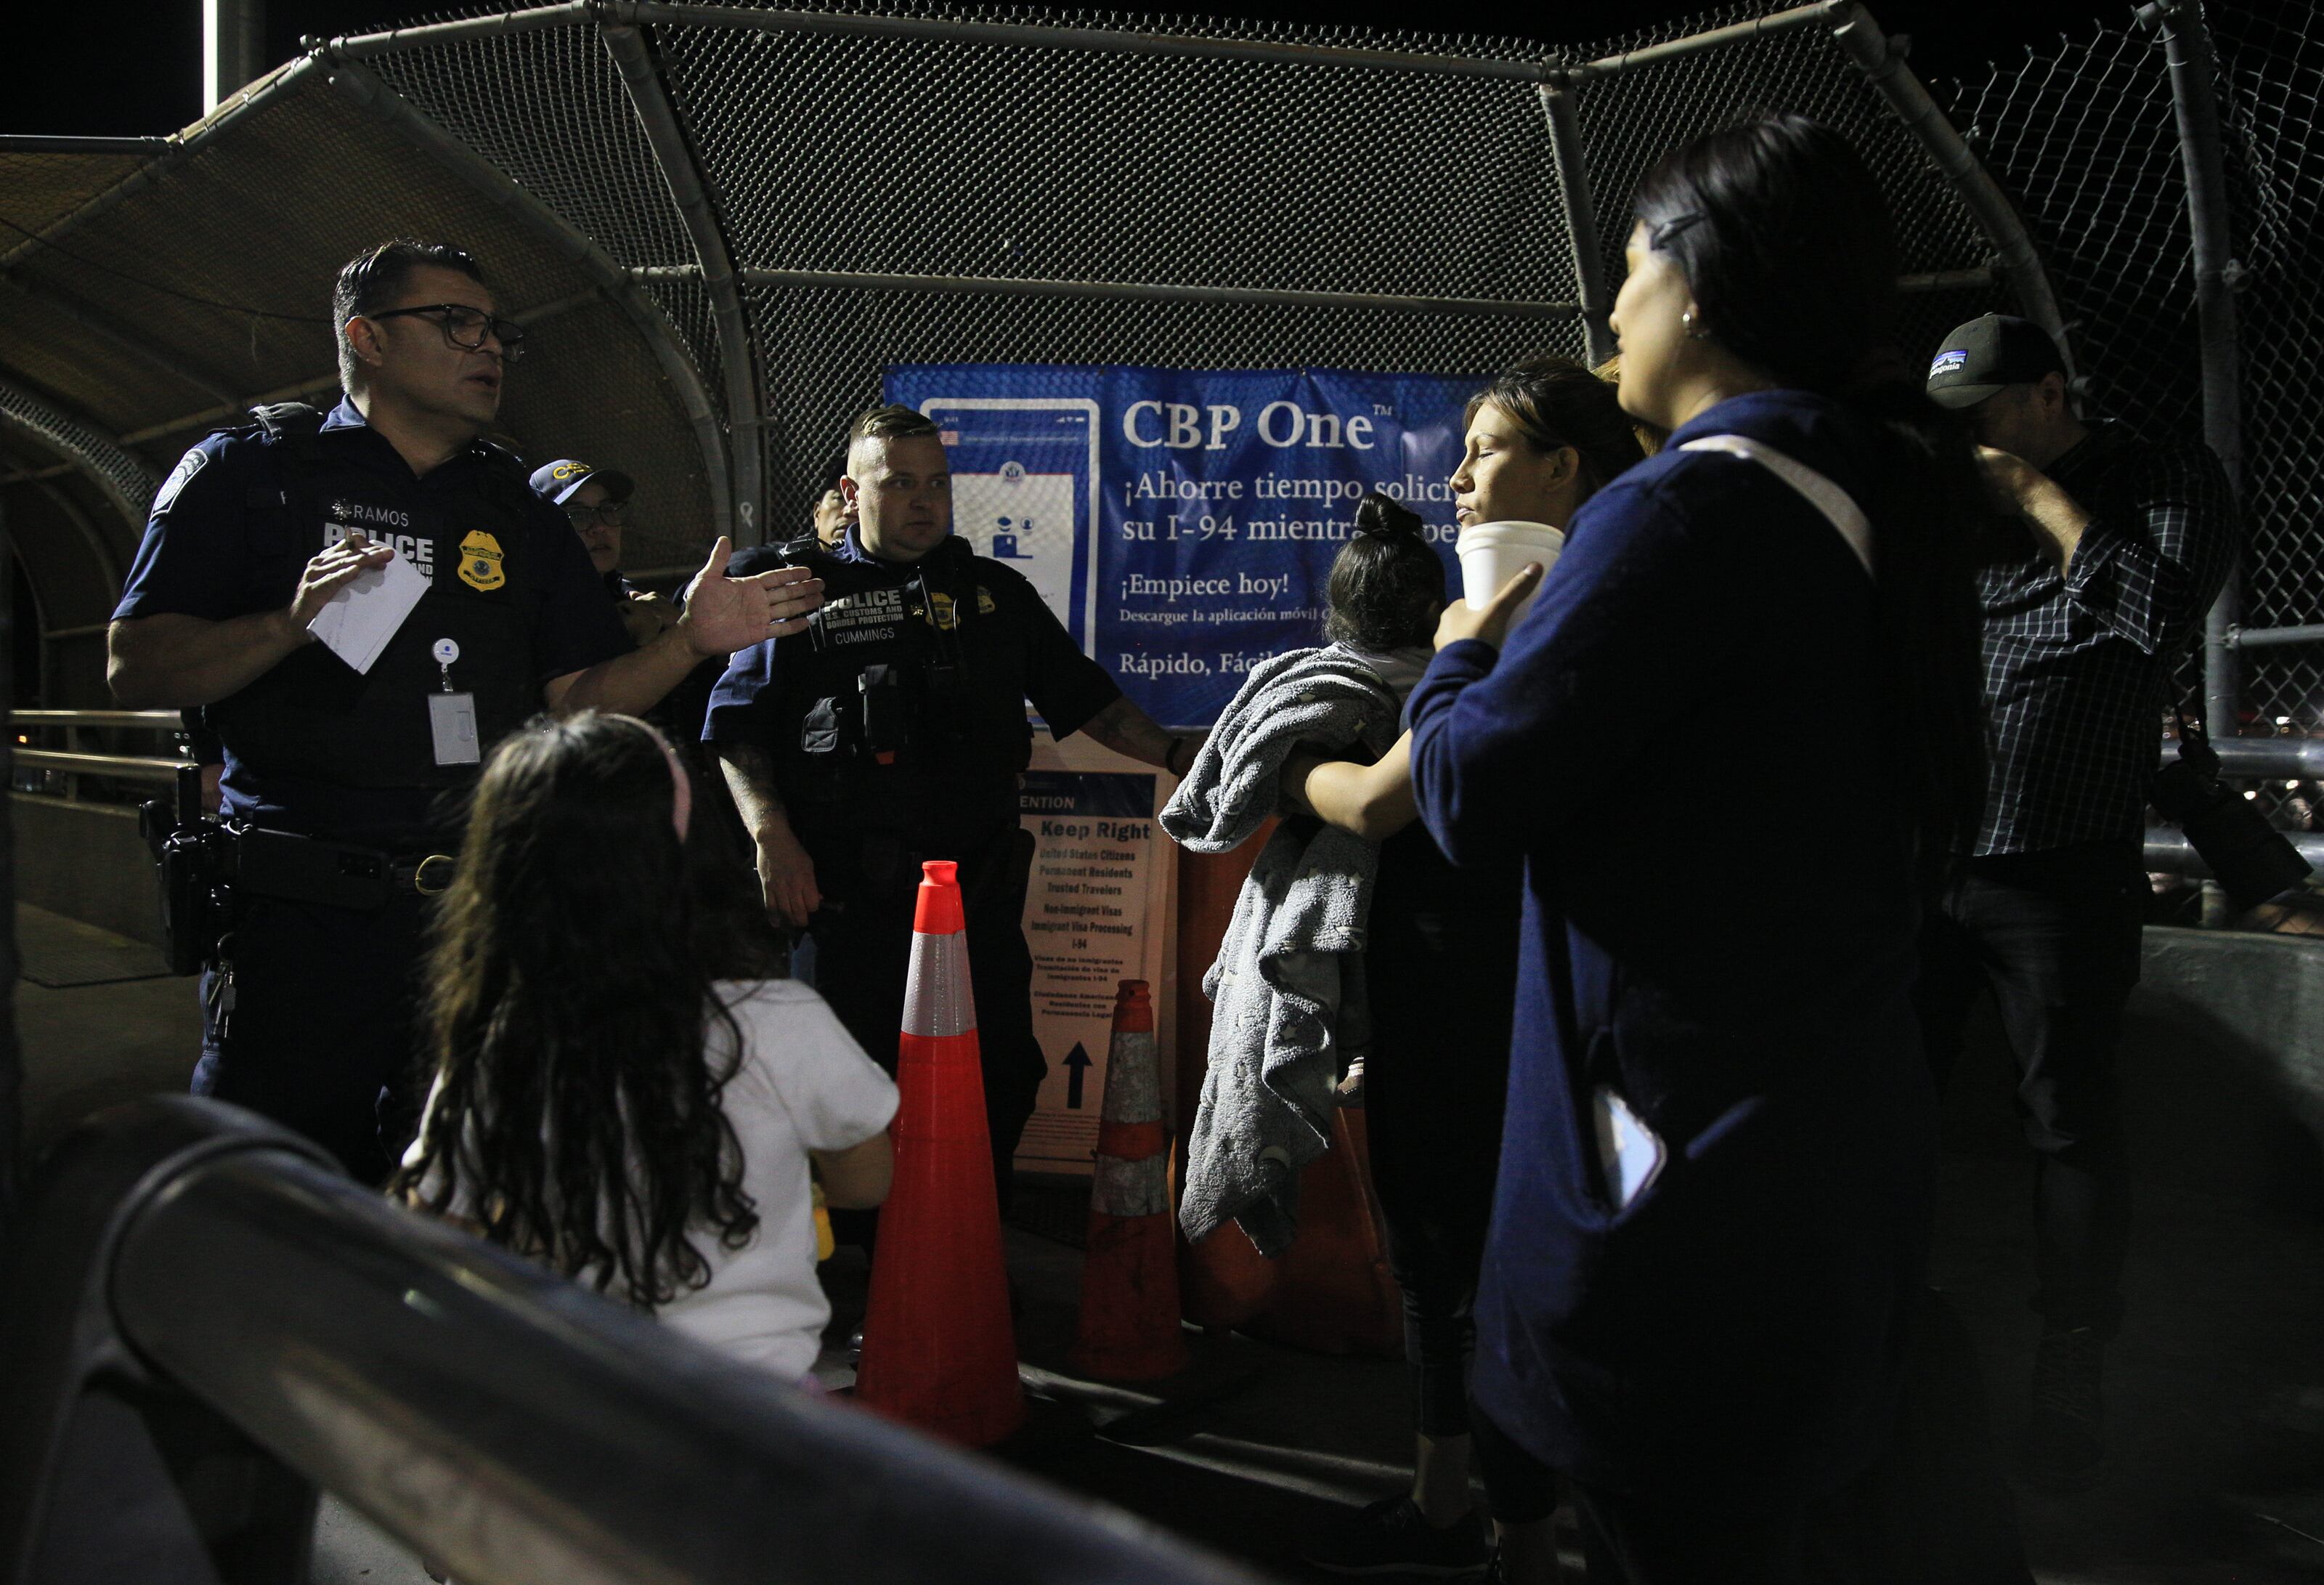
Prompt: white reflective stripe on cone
<box><xmin>903</xmin><ymin>931</ymin><xmax>978</xmax><ymax>1038</ymax></box>
<box><xmin>1092</xmin><ymin>1151</ymin><xmax>1170</xmax><ymax>1219</ymax></box>
<box><xmin>1100</xmin><ymin>1031</ymin><xmax>1161</xmax><ymax>1124</ymax></box>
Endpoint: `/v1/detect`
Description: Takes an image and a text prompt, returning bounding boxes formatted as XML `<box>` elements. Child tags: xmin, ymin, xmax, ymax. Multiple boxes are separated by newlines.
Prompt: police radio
<box><xmin>139</xmin><ymin>763</ymin><xmax>235</xmax><ymax>977</ymax></box>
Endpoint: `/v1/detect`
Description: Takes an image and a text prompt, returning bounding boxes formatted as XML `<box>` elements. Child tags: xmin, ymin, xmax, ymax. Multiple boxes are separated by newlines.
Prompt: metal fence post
<box><xmin>599</xmin><ymin>21</ymin><xmax>769</xmax><ymax>547</ymax></box>
<box><xmin>322</xmin><ymin>57</ymin><xmax>738</xmax><ymax>545</ymax></box>
<box><xmin>2140</xmin><ymin>0</ymin><xmax>2243</xmax><ymax>742</ymax></box>
<box><xmin>1537</xmin><ymin>74</ymin><xmax>1615</xmax><ymax>366</ymax></box>
<box><xmin>1824</xmin><ymin>4</ymin><xmax>2081</xmax><ymax>385</ymax></box>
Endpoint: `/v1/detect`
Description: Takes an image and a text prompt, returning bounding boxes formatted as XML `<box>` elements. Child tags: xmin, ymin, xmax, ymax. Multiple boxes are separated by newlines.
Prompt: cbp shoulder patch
<box><xmin>458</xmin><ymin>529</ymin><xmax>507</xmax><ymax>591</ymax></box>
<box><xmin>1929</xmin><ymin>348</ymin><xmax>1969</xmax><ymax>378</ymax></box>
<box><xmin>150</xmin><ymin>445</ymin><xmax>210</xmax><ymax>519</ymax></box>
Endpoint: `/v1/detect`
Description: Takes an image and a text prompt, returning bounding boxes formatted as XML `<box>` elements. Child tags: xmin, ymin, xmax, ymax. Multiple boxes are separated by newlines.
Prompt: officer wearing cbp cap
<box><xmin>530</xmin><ymin>456</ymin><xmax>675</xmax><ymax>641</ymax></box>
<box><xmin>531</xmin><ymin>453</ymin><xmax>732</xmax><ymax>761</ymax></box>
<box><xmin>108</xmin><ymin>237</ymin><xmax>824</xmax><ymax>1182</ymax></box>
<box><xmin>708</xmin><ymin>403</ymin><xmax>1194</xmax><ymax>1204</ymax></box>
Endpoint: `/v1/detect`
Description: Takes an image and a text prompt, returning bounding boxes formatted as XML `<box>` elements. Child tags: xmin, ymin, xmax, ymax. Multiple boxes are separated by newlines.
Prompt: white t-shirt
<box><xmin>403</xmin><ymin>978</ymin><xmax>897</xmax><ymax>1382</ymax></box>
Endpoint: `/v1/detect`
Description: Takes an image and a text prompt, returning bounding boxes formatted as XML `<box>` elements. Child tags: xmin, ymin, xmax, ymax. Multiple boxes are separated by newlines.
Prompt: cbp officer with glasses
<box><xmin>530</xmin><ymin>457</ymin><xmax>681</xmax><ymax>646</ymax></box>
<box><xmin>108</xmin><ymin>237</ymin><xmax>825</xmax><ymax>1181</ymax></box>
<box><xmin>531</xmin><ymin>455</ymin><xmax>734</xmax><ymax>764</ymax></box>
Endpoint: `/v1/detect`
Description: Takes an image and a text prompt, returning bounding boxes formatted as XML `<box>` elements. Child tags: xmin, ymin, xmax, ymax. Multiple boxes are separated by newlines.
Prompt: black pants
<box><xmin>1568</xmin><ymin>1483</ymin><xmax>1839</xmax><ymax>1585</ymax></box>
<box><xmin>1468</xmin><ymin>1406</ymin><xmax>1561</xmax><ymax>1527</ymax></box>
<box><xmin>193</xmin><ymin>891</ymin><xmax>431</xmax><ymax>1185</ymax></box>
<box><xmin>804</xmin><ymin>821</ymin><xmax>1045</xmax><ymax>1213</ymax></box>
<box><xmin>1915</xmin><ymin>838</ymin><xmax>2143</xmax><ymax>1336</ymax></box>
<box><xmin>1470</xmin><ymin>1421</ymin><xmax>1980</xmax><ymax>1585</ymax></box>
<box><xmin>1362</xmin><ymin>849</ymin><xmax>1517</xmax><ymax>1440</ymax></box>
<box><xmin>1470</xmin><ymin>1291</ymin><xmax>2032</xmax><ymax>1584</ymax></box>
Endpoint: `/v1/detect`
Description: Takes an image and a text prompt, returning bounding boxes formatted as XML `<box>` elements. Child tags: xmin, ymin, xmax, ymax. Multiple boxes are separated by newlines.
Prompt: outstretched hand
<box><xmin>676</xmin><ymin>536</ymin><xmax>826</xmax><ymax>657</ymax></box>
<box><xmin>1432</xmin><ymin>563</ymin><xmax>1542</xmax><ymax>652</ymax></box>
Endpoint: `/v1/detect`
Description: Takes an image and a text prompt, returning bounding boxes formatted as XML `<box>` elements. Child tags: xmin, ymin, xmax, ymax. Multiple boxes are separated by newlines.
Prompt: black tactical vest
<box><xmin>206</xmin><ymin>405</ymin><xmax>544</xmax><ymax>792</ymax></box>
<box><xmin>768</xmin><ymin>536</ymin><xmax>1031</xmax><ymax>842</ymax></box>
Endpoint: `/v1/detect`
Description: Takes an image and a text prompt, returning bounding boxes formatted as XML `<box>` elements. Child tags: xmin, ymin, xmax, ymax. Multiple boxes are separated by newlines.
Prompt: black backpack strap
<box><xmin>247</xmin><ymin>402</ymin><xmax>325</xmax><ymax>441</ymax></box>
<box><xmin>244</xmin><ymin>402</ymin><xmax>331</xmax><ymax>490</ymax></box>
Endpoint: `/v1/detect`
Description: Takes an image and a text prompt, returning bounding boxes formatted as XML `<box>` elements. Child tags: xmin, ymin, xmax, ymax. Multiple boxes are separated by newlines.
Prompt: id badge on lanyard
<box><xmin>429</xmin><ymin>637</ymin><xmax>480</xmax><ymax>766</ymax></box>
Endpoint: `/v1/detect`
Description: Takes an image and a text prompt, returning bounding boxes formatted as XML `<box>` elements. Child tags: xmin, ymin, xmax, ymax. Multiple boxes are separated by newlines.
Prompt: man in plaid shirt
<box><xmin>1922</xmin><ymin>313</ymin><xmax>2237</xmax><ymax>1488</ymax></box>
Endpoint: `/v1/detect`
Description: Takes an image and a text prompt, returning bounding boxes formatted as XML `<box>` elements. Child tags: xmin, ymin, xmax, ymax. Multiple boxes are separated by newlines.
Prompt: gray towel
<box><xmin>1162</xmin><ymin>646</ymin><xmax>1402</xmax><ymax>1256</ymax></box>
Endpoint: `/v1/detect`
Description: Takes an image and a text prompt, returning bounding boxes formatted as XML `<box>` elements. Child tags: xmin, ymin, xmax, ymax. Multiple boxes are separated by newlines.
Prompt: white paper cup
<box><xmin>1456</xmin><ymin>520</ymin><xmax>1565</xmax><ymax>629</ymax></box>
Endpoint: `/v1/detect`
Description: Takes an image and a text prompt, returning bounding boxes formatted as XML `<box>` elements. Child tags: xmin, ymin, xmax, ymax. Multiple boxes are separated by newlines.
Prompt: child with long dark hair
<box><xmin>1411</xmin><ymin>113</ymin><xmax>1986</xmax><ymax>1581</ymax></box>
<box><xmin>1293</xmin><ymin>356</ymin><xmax>1643</xmax><ymax>1579</ymax></box>
<box><xmin>394</xmin><ymin>711</ymin><xmax>895</xmax><ymax>1382</ymax></box>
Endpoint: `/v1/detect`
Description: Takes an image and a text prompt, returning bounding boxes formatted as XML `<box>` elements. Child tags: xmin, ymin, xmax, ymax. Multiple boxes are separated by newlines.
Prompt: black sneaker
<box><xmin>2024</xmin><ymin>1326</ymin><xmax>2105</xmax><ymax>1489</ymax></box>
<box><xmin>1301</xmin><ymin>1495</ymin><xmax>1492</xmax><ymax>1577</ymax></box>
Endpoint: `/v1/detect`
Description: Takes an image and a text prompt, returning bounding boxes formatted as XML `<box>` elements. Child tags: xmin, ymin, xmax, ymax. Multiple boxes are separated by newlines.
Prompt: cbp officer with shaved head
<box><xmin>709</xmin><ymin>403</ymin><xmax>1192</xmax><ymax>1204</ymax></box>
<box><xmin>108</xmin><ymin>237</ymin><xmax>824</xmax><ymax>1181</ymax></box>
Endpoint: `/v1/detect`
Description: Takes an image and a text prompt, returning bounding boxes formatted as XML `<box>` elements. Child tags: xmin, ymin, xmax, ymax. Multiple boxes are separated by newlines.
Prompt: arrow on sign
<box><xmin>1063</xmin><ymin>1042</ymin><xmax>1093</xmax><ymax>1110</ymax></box>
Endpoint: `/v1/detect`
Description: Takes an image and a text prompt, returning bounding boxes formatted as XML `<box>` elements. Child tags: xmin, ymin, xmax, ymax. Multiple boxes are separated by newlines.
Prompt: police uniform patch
<box><xmin>930</xmin><ymin>591</ymin><xmax>959</xmax><ymax>631</ymax></box>
<box><xmin>976</xmin><ymin>585</ymin><xmax>996</xmax><ymax>616</ymax></box>
<box><xmin>458</xmin><ymin>529</ymin><xmax>507</xmax><ymax>591</ymax></box>
<box><xmin>150</xmin><ymin>445</ymin><xmax>209</xmax><ymax>519</ymax></box>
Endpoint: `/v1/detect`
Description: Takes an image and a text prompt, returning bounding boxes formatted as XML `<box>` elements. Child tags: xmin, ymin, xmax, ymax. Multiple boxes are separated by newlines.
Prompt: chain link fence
<box><xmin>6</xmin><ymin>0</ymin><xmax>2315</xmax><ymax>752</ymax></box>
<box><xmin>2214</xmin><ymin>3</ymin><xmax>2324</xmax><ymax>728</ymax></box>
<box><xmin>328</xmin><ymin>0</ymin><xmax>2038</xmax><ymax>549</ymax></box>
<box><xmin>1567</xmin><ymin>1</ymin><xmax>2007</xmax><ymax>373</ymax></box>
<box><xmin>1944</xmin><ymin>1</ymin><xmax>2323</xmax><ymax>854</ymax></box>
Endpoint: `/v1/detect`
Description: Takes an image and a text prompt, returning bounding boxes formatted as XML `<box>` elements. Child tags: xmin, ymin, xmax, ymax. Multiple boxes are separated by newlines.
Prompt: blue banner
<box><xmin>885</xmin><ymin>364</ymin><xmax>1476</xmax><ymax>726</ymax></box>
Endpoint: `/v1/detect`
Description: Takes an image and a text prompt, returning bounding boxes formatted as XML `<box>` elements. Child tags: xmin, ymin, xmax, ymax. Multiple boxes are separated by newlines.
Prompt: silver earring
<box><xmin>1682</xmin><ymin>310</ymin><xmax>1708</xmax><ymax>340</ymax></box>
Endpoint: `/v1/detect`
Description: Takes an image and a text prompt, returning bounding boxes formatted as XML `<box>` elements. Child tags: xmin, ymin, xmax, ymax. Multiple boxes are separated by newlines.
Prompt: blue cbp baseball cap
<box><xmin>528</xmin><ymin>458</ymin><xmax>635</xmax><ymax>506</ymax></box>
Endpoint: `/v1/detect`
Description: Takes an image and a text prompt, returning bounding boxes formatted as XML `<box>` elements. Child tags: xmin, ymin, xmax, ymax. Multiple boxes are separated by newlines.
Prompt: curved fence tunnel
<box><xmin>0</xmin><ymin>0</ymin><xmax>2314</xmax><ymax>740</ymax></box>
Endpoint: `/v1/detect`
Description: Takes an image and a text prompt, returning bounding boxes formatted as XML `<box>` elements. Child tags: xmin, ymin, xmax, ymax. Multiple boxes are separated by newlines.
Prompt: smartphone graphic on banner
<box><xmin>917</xmin><ymin>397</ymin><xmax>1101</xmax><ymax>654</ymax></box>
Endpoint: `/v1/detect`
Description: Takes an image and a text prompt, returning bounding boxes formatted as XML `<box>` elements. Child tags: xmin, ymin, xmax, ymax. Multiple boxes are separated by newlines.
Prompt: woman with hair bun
<box><xmin>1293</xmin><ymin>357</ymin><xmax>1641</xmax><ymax>1580</ymax></box>
<box><xmin>1410</xmin><ymin>113</ymin><xmax>1986</xmax><ymax>1580</ymax></box>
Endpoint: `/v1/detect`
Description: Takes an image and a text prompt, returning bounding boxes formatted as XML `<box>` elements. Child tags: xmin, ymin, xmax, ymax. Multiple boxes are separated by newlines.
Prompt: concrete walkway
<box><xmin>16</xmin><ymin>903</ymin><xmax>2323</xmax><ymax>1583</ymax></box>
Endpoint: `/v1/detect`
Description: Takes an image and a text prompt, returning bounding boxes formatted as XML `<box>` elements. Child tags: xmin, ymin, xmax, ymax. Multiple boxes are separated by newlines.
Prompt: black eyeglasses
<box><xmin>365</xmin><ymin>304</ymin><xmax>527</xmax><ymax>362</ymax></box>
<box><xmin>564</xmin><ymin>500</ymin><xmax>626</xmax><ymax>529</ymax></box>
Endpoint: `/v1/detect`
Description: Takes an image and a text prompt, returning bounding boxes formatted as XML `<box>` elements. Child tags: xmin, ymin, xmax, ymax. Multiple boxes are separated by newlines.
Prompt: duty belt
<box><xmin>232</xmin><ymin>824</ymin><xmax>456</xmax><ymax>911</ymax></box>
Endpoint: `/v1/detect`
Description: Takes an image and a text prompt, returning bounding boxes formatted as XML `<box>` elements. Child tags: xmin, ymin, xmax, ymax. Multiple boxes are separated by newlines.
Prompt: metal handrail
<box><xmin>9</xmin><ymin>709</ymin><xmax>184</xmax><ymax>730</ymax></box>
<box><xmin>2145</xmin><ymin>828</ymin><xmax>2324</xmax><ymax>878</ymax></box>
<box><xmin>12</xmin><ymin>750</ymin><xmax>193</xmax><ymax>785</ymax></box>
<box><xmin>2227</xmin><ymin>623</ymin><xmax>2324</xmax><ymax>652</ymax></box>
<box><xmin>0</xmin><ymin>1099</ymin><xmax>1255</xmax><ymax>1585</ymax></box>
<box><xmin>2162</xmin><ymin>734</ymin><xmax>2324</xmax><ymax>780</ymax></box>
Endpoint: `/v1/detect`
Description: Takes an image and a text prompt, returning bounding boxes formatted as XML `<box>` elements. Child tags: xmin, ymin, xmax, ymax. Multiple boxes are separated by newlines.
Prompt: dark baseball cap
<box><xmin>528</xmin><ymin>458</ymin><xmax>635</xmax><ymax>506</ymax></box>
<box><xmin>1926</xmin><ymin>314</ymin><xmax>2066</xmax><ymax>410</ymax></box>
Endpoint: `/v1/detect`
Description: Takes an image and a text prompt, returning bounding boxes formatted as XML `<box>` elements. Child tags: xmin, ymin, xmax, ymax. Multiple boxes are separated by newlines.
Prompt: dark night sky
<box><xmin>17</xmin><ymin>0</ymin><xmax>2128</xmax><ymax>139</ymax></box>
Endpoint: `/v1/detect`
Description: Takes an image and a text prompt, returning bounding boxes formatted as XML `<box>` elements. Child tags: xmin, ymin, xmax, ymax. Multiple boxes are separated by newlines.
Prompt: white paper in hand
<box><xmin>306</xmin><ymin>546</ymin><xmax>429</xmax><ymax>674</ymax></box>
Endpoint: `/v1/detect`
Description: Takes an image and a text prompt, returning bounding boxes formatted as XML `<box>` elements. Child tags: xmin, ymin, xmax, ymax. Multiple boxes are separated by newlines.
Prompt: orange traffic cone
<box><xmin>853</xmin><ymin>860</ymin><xmax>1025</xmax><ymax>1446</ymax></box>
<box><xmin>1070</xmin><ymin>979</ymin><xmax>1193</xmax><ymax>1380</ymax></box>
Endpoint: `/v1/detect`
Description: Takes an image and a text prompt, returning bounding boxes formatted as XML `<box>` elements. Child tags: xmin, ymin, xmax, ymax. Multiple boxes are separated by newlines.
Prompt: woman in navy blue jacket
<box><xmin>1408</xmin><ymin>115</ymin><xmax>1986</xmax><ymax>1580</ymax></box>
